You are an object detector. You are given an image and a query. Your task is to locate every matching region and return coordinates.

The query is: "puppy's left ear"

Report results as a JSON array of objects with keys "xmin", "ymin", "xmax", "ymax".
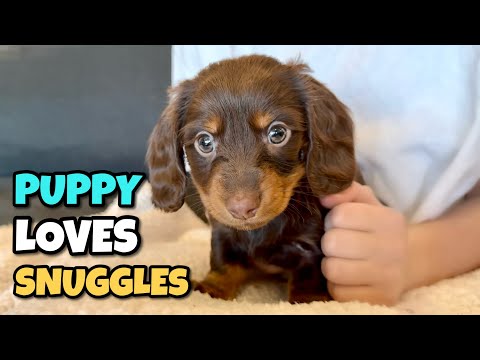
[{"xmin": 290, "ymin": 63, "xmax": 356, "ymax": 196}]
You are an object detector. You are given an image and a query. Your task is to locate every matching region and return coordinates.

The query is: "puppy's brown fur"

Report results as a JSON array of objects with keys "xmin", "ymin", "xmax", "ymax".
[{"xmin": 147, "ymin": 55, "xmax": 357, "ymax": 303}]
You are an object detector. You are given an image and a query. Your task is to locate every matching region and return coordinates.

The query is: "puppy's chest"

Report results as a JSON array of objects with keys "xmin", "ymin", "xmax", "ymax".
[{"xmin": 240, "ymin": 214, "xmax": 326, "ymax": 273}]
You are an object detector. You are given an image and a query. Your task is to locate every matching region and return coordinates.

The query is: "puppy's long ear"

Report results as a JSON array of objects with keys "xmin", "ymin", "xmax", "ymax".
[
  {"xmin": 146, "ymin": 80, "xmax": 195, "ymax": 212},
  {"xmin": 290, "ymin": 63, "xmax": 356, "ymax": 196}
]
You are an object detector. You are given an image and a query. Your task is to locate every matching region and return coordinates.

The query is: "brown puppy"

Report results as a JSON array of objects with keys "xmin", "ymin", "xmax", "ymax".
[{"xmin": 146, "ymin": 54, "xmax": 357, "ymax": 303}]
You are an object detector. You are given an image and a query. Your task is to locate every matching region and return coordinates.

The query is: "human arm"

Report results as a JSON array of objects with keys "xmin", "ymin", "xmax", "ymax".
[{"xmin": 406, "ymin": 180, "xmax": 480, "ymax": 292}]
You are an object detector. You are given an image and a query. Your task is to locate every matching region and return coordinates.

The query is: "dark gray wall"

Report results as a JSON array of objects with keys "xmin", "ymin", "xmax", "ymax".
[{"xmin": 0, "ymin": 45, "xmax": 171, "ymax": 176}]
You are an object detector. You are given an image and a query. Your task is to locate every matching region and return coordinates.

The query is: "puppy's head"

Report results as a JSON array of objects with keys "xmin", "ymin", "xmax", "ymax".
[{"xmin": 147, "ymin": 55, "xmax": 356, "ymax": 230}]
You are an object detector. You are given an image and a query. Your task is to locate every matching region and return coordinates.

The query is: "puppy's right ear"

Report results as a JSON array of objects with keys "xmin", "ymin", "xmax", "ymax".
[{"xmin": 146, "ymin": 80, "xmax": 195, "ymax": 212}]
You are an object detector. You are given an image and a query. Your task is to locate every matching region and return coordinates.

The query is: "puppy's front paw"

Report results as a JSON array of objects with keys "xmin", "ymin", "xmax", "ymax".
[
  {"xmin": 192, "ymin": 279, "xmax": 236, "ymax": 300},
  {"xmin": 192, "ymin": 266, "xmax": 249, "ymax": 301}
]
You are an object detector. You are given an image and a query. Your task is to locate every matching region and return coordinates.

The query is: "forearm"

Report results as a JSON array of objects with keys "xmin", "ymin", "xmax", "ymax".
[{"xmin": 406, "ymin": 193, "xmax": 480, "ymax": 291}]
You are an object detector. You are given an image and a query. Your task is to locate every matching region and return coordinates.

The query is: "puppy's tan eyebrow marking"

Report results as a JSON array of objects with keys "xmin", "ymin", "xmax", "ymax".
[
  {"xmin": 251, "ymin": 113, "xmax": 274, "ymax": 130},
  {"xmin": 203, "ymin": 115, "xmax": 222, "ymax": 134},
  {"xmin": 181, "ymin": 116, "xmax": 223, "ymax": 143}
]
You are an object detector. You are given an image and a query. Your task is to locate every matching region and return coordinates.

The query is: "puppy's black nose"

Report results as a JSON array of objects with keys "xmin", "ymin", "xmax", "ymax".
[{"xmin": 227, "ymin": 193, "xmax": 260, "ymax": 220}]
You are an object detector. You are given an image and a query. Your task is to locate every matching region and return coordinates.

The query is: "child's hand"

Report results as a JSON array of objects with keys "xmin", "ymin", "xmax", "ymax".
[{"xmin": 320, "ymin": 182, "xmax": 409, "ymax": 306}]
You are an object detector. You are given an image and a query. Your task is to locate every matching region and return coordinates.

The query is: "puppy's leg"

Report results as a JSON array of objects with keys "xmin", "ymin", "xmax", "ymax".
[
  {"xmin": 264, "ymin": 241, "xmax": 332, "ymax": 303},
  {"xmin": 288, "ymin": 261, "xmax": 332, "ymax": 304},
  {"xmin": 193, "ymin": 264, "xmax": 250, "ymax": 300}
]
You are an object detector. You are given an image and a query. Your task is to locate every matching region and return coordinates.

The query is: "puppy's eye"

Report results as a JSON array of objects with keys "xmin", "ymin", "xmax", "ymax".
[
  {"xmin": 195, "ymin": 131, "xmax": 215, "ymax": 155},
  {"xmin": 267, "ymin": 121, "xmax": 291, "ymax": 146}
]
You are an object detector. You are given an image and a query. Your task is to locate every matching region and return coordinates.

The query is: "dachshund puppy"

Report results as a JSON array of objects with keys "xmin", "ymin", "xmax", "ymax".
[{"xmin": 147, "ymin": 54, "xmax": 357, "ymax": 303}]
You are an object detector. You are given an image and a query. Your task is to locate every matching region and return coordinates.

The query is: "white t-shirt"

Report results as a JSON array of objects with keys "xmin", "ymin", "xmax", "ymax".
[{"xmin": 172, "ymin": 45, "xmax": 480, "ymax": 224}]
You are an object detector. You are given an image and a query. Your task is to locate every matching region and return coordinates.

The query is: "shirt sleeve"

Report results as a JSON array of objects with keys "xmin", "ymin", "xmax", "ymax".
[{"xmin": 410, "ymin": 46, "xmax": 480, "ymax": 222}]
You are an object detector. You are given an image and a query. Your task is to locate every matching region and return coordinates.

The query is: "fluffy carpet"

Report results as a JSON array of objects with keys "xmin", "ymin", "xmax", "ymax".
[{"xmin": 1, "ymin": 182, "xmax": 479, "ymax": 315}]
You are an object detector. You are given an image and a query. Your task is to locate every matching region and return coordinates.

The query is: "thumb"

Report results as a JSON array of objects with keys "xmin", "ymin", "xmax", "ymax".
[{"xmin": 320, "ymin": 181, "xmax": 382, "ymax": 208}]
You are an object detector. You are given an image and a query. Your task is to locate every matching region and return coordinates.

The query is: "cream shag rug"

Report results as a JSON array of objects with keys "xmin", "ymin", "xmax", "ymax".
[{"xmin": 1, "ymin": 182, "xmax": 479, "ymax": 315}]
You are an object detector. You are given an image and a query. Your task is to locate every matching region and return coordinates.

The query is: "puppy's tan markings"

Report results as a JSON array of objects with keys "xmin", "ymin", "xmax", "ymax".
[
  {"xmin": 259, "ymin": 166, "xmax": 305, "ymax": 218},
  {"xmin": 203, "ymin": 115, "xmax": 222, "ymax": 134},
  {"xmin": 252, "ymin": 112, "xmax": 274, "ymax": 130},
  {"xmin": 194, "ymin": 169, "xmax": 229, "ymax": 222},
  {"xmin": 193, "ymin": 265, "xmax": 250, "ymax": 300}
]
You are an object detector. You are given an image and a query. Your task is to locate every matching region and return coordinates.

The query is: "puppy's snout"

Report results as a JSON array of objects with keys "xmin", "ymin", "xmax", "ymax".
[{"xmin": 226, "ymin": 192, "xmax": 260, "ymax": 220}]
